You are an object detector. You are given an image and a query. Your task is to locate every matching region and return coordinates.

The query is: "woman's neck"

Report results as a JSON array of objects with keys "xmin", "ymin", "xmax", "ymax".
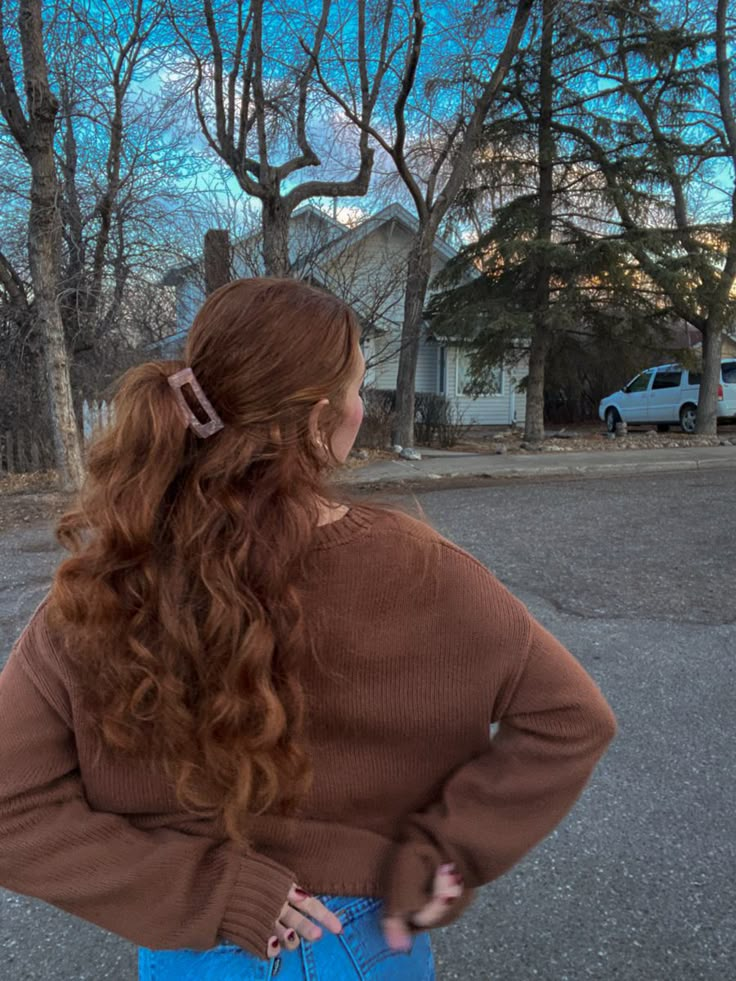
[{"xmin": 316, "ymin": 501, "xmax": 349, "ymax": 526}]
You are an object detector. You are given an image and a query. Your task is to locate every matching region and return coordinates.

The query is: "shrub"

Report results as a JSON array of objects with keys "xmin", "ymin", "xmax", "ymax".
[
  {"xmin": 356, "ymin": 388, "xmax": 395, "ymax": 448},
  {"xmin": 415, "ymin": 392, "xmax": 470, "ymax": 447}
]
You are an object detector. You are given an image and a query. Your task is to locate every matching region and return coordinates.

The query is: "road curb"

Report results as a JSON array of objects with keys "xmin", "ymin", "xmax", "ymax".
[{"xmin": 342, "ymin": 451, "xmax": 736, "ymax": 492}]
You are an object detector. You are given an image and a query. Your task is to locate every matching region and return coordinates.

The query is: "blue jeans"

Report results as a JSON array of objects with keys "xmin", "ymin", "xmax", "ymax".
[{"xmin": 138, "ymin": 895, "xmax": 435, "ymax": 980}]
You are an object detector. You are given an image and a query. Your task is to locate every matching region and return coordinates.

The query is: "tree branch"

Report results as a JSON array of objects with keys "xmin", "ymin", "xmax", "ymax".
[
  {"xmin": 0, "ymin": 2, "xmax": 30, "ymax": 150},
  {"xmin": 0, "ymin": 247, "xmax": 29, "ymax": 311}
]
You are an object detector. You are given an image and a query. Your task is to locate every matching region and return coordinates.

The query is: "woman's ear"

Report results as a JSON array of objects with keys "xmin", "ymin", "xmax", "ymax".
[{"xmin": 309, "ymin": 398, "xmax": 330, "ymax": 450}]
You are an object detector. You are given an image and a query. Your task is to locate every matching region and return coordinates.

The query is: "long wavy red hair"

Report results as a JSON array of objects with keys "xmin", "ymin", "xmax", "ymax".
[{"xmin": 48, "ymin": 278, "xmax": 362, "ymax": 841}]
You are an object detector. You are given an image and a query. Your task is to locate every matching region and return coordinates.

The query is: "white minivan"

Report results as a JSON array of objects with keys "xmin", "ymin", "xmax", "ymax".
[{"xmin": 598, "ymin": 358, "xmax": 736, "ymax": 433}]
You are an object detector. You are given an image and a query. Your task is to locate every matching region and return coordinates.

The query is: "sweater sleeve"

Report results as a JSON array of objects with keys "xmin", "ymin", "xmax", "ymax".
[
  {"xmin": 0, "ymin": 639, "xmax": 294, "ymax": 958},
  {"xmin": 382, "ymin": 613, "xmax": 617, "ymax": 922}
]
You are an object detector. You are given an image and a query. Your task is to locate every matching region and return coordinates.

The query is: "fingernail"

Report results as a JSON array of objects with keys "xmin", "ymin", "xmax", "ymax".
[
  {"xmin": 439, "ymin": 863, "xmax": 454, "ymax": 873},
  {"xmin": 268, "ymin": 937, "xmax": 280, "ymax": 951},
  {"xmin": 293, "ymin": 887, "xmax": 311, "ymax": 900},
  {"xmin": 286, "ymin": 930, "xmax": 296, "ymax": 942},
  {"xmin": 443, "ymin": 896, "xmax": 455, "ymax": 904},
  {"xmin": 452, "ymin": 872, "xmax": 463, "ymax": 884}
]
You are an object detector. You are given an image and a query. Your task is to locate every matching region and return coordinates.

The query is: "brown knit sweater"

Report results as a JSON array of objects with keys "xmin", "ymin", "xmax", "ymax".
[{"xmin": 0, "ymin": 505, "xmax": 616, "ymax": 959}]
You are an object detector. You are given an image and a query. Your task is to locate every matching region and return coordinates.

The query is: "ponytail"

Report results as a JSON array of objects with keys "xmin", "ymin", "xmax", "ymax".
[{"xmin": 57, "ymin": 360, "xmax": 190, "ymax": 558}]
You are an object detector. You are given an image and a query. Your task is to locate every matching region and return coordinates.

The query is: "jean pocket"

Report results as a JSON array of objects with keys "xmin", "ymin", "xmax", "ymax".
[{"xmin": 339, "ymin": 908, "xmax": 433, "ymax": 980}]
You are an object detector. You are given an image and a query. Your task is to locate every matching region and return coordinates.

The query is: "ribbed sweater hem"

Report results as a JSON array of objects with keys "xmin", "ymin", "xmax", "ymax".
[{"xmin": 219, "ymin": 853, "xmax": 295, "ymax": 956}]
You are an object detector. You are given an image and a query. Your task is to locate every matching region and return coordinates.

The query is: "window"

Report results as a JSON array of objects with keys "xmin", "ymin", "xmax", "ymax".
[
  {"xmin": 625, "ymin": 372, "xmax": 652, "ymax": 394},
  {"xmin": 652, "ymin": 369, "xmax": 682, "ymax": 390},
  {"xmin": 456, "ymin": 351, "xmax": 502, "ymax": 397},
  {"xmin": 689, "ymin": 365, "xmax": 736, "ymax": 385}
]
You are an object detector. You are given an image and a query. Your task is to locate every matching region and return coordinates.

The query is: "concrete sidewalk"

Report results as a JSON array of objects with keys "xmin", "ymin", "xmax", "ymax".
[{"xmin": 340, "ymin": 443, "xmax": 736, "ymax": 487}]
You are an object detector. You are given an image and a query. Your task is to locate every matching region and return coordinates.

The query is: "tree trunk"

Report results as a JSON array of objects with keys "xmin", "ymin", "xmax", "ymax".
[
  {"xmin": 28, "ymin": 149, "xmax": 85, "ymax": 489},
  {"xmin": 261, "ymin": 196, "xmax": 291, "ymax": 277},
  {"xmin": 20, "ymin": 0, "xmax": 84, "ymax": 489},
  {"xmin": 204, "ymin": 229, "xmax": 231, "ymax": 294},
  {"xmin": 391, "ymin": 237, "xmax": 433, "ymax": 447},
  {"xmin": 524, "ymin": 0, "xmax": 554, "ymax": 444},
  {"xmin": 524, "ymin": 328, "xmax": 551, "ymax": 443},
  {"xmin": 695, "ymin": 325, "xmax": 722, "ymax": 435}
]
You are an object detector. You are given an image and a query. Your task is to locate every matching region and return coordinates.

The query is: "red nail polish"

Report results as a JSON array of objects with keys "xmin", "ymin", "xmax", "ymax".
[
  {"xmin": 269, "ymin": 937, "xmax": 280, "ymax": 950},
  {"xmin": 293, "ymin": 887, "xmax": 311, "ymax": 900},
  {"xmin": 443, "ymin": 896, "xmax": 455, "ymax": 904},
  {"xmin": 286, "ymin": 930, "xmax": 296, "ymax": 942}
]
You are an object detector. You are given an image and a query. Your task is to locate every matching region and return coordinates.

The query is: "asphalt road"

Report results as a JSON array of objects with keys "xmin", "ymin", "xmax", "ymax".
[{"xmin": 1, "ymin": 470, "xmax": 734, "ymax": 981}]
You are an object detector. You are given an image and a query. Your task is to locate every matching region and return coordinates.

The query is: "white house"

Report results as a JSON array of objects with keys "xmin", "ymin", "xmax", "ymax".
[{"xmin": 161, "ymin": 203, "xmax": 526, "ymax": 427}]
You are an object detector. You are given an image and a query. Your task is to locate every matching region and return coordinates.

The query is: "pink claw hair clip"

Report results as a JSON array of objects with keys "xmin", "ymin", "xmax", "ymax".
[{"xmin": 167, "ymin": 367, "xmax": 224, "ymax": 439}]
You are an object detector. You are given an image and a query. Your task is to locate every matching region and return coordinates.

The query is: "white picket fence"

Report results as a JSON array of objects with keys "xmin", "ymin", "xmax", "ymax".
[{"xmin": 82, "ymin": 399, "xmax": 113, "ymax": 440}]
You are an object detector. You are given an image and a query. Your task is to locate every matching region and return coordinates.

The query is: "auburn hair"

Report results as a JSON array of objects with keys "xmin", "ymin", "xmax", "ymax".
[{"xmin": 48, "ymin": 278, "xmax": 362, "ymax": 842}]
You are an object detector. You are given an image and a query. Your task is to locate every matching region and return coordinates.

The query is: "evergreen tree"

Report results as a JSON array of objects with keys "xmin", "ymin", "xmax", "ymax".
[{"xmin": 431, "ymin": 0, "xmax": 733, "ymax": 438}]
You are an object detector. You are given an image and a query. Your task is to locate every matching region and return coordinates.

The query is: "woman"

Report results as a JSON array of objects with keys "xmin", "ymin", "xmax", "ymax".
[{"xmin": 0, "ymin": 278, "xmax": 616, "ymax": 980}]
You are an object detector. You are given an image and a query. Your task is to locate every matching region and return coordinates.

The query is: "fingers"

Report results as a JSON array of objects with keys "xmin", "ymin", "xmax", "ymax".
[
  {"xmin": 411, "ymin": 863, "xmax": 463, "ymax": 928},
  {"xmin": 267, "ymin": 886, "xmax": 344, "ymax": 957},
  {"xmin": 278, "ymin": 904, "xmax": 324, "ymax": 943},
  {"xmin": 273, "ymin": 920, "xmax": 300, "ymax": 951},
  {"xmin": 287, "ymin": 887, "xmax": 343, "ymax": 936},
  {"xmin": 383, "ymin": 863, "xmax": 464, "ymax": 944},
  {"xmin": 382, "ymin": 914, "xmax": 412, "ymax": 953}
]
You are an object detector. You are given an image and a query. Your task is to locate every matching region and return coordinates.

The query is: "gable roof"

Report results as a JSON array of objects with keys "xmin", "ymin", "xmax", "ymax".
[
  {"xmin": 295, "ymin": 201, "xmax": 458, "ymax": 269},
  {"xmin": 161, "ymin": 201, "xmax": 458, "ymax": 288}
]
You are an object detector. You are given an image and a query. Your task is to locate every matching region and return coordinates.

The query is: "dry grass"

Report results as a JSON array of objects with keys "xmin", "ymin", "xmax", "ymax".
[{"xmin": 0, "ymin": 471, "xmax": 61, "ymax": 496}]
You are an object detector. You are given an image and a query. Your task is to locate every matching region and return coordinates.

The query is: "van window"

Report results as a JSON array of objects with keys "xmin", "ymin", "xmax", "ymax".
[
  {"xmin": 690, "ymin": 364, "xmax": 736, "ymax": 385},
  {"xmin": 652, "ymin": 369, "xmax": 682, "ymax": 389},
  {"xmin": 626, "ymin": 372, "xmax": 652, "ymax": 393}
]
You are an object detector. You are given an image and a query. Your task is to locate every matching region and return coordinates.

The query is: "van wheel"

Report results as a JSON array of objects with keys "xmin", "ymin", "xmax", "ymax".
[
  {"xmin": 605, "ymin": 408, "xmax": 620, "ymax": 433},
  {"xmin": 680, "ymin": 404, "xmax": 697, "ymax": 434},
  {"xmin": 656, "ymin": 424, "xmax": 670, "ymax": 433}
]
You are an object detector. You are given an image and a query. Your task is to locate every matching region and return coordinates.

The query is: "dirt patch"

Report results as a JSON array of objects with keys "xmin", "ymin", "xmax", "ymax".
[
  {"xmin": 440, "ymin": 422, "xmax": 735, "ymax": 455},
  {"xmin": 0, "ymin": 473, "xmax": 71, "ymax": 534},
  {"xmin": 344, "ymin": 448, "xmax": 395, "ymax": 467}
]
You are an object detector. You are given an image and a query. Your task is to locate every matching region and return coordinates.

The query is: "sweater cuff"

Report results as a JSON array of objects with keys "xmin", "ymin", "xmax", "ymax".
[
  {"xmin": 382, "ymin": 840, "xmax": 477, "ymax": 930},
  {"xmin": 219, "ymin": 853, "xmax": 295, "ymax": 957},
  {"xmin": 382, "ymin": 840, "xmax": 437, "ymax": 918}
]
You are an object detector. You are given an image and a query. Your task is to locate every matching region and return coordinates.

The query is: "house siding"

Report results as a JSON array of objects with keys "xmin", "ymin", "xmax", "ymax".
[
  {"xmin": 445, "ymin": 348, "xmax": 526, "ymax": 426},
  {"xmin": 415, "ymin": 341, "xmax": 439, "ymax": 393},
  {"xmin": 321, "ymin": 221, "xmax": 414, "ymax": 334},
  {"xmin": 177, "ymin": 279, "xmax": 205, "ymax": 332},
  {"xmin": 371, "ymin": 333, "xmax": 437, "ymax": 393}
]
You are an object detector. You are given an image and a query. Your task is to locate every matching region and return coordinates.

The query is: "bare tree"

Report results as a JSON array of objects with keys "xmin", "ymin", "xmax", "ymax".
[
  {"xmin": 0, "ymin": 0, "xmax": 84, "ymax": 487},
  {"xmin": 55, "ymin": 0, "xmax": 165, "ymax": 358},
  {"xmin": 312, "ymin": 0, "xmax": 534, "ymax": 446},
  {"xmin": 0, "ymin": 1, "xmax": 219, "ymax": 469},
  {"xmin": 168, "ymin": 0, "xmax": 387, "ymax": 276}
]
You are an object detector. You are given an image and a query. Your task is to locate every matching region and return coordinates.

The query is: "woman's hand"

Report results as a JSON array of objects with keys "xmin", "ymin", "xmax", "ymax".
[
  {"xmin": 266, "ymin": 885, "xmax": 343, "ymax": 959},
  {"xmin": 382, "ymin": 863, "xmax": 464, "ymax": 953}
]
